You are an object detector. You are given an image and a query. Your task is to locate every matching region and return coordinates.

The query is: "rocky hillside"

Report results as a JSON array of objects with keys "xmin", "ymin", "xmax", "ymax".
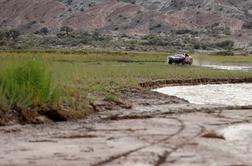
[
  {"xmin": 0, "ymin": 0, "xmax": 252, "ymax": 51},
  {"xmin": 0, "ymin": 0, "xmax": 251, "ymax": 34}
]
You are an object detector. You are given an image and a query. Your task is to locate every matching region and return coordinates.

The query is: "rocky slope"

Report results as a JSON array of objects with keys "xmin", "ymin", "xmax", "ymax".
[
  {"xmin": 0, "ymin": 0, "xmax": 252, "ymax": 51},
  {"xmin": 0, "ymin": 0, "xmax": 251, "ymax": 34}
]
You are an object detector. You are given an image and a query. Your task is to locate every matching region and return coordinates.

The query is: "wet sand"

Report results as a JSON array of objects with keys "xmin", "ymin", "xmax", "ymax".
[{"xmin": 1, "ymin": 107, "xmax": 252, "ymax": 166}]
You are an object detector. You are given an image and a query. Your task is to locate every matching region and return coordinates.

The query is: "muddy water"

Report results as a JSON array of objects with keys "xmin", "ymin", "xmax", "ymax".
[
  {"xmin": 193, "ymin": 59, "xmax": 252, "ymax": 71},
  {"xmin": 199, "ymin": 64, "xmax": 252, "ymax": 71},
  {"xmin": 154, "ymin": 83, "xmax": 252, "ymax": 106},
  {"xmin": 220, "ymin": 124, "xmax": 252, "ymax": 142}
]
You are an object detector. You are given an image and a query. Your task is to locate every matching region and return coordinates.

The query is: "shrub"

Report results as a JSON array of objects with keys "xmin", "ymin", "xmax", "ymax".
[
  {"xmin": 5, "ymin": 29, "xmax": 20, "ymax": 40},
  {"xmin": 35, "ymin": 27, "xmax": 49, "ymax": 35},
  {"xmin": 149, "ymin": 24, "xmax": 162, "ymax": 31},
  {"xmin": 0, "ymin": 60, "xmax": 61, "ymax": 108},
  {"xmin": 224, "ymin": 27, "xmax": 231, "ymax": 35},
  {"xmin": 67, "ymin": 0, "xmax": 73, "ymax": 5},
  {"xmin": 175, "ymin": 29, "xmax": 196, "ymax": 35},
  {"xmin": 242, "ymin": 21, "xmax": 252, "ymax": 29},
  {"xmin": 193, "ymin": 43, "xmax": 201, "ymax": 49},
  {"xmin": 0, "ymin": 30, "xmax": 5, "ymax": 40},
  {"xmin": 215, "ymin": 40, "xmax": 234, "ymax": 49},
  {"xmin": 60, "ymin": 26, "xmax": 74, "ymax": 35}
]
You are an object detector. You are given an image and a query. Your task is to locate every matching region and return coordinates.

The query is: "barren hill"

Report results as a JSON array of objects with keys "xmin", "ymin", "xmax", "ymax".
[
  {"xmin": 1, "ymin": 0, "xmax": 251, "ymax": 34},
  {"xmin": 0, "ymin": 0, "xmax": 252, "ymax": 51}
]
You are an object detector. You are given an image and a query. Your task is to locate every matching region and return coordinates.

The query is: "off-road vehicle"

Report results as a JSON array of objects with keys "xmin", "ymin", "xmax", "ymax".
[{"xmin": 168, "ymin": 54, "xmax": 193, "ymax": 65}]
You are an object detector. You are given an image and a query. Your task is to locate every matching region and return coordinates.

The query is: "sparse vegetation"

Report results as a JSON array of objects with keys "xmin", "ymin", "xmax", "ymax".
[
  {"xmin": 193, "ymin": 40, "xmax": 234, "ymax": 50},
  {"xmin": 0, "ymin": 27, "xmax": 244, "ymax": 53},
  {"xmin": 142, "ymin": 35, "xmax": 170, "ymax": 46}
]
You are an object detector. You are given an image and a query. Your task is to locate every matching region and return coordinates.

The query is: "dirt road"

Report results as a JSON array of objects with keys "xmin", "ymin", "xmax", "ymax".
[{"xmin": 1, "ymin": 90, "xmax": 252, "ymax": 166}]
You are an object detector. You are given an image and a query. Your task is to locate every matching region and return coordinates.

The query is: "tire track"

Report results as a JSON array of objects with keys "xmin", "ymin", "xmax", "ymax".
[
  {"xmin": 154, "ymin": 125, "xmax": 206, "ymax": 166},
  {"xmin": 91, "ymin": 146, "xmax": 148, "ymax": 166},
  {"xmin": 207, "ymin": 109, "xmax": 252, "ymax": 126},
  {"xmin": 91, "ymin": 117, "xmax": 185, "ymax": 166}
]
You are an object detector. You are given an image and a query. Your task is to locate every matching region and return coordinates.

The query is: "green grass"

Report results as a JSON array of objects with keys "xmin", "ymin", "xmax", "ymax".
[
  {"xmin": 0, "ymin": 60, "xmax": 60, "ymax": 109},
  {"xmin": 0, "ymin": 50, "xmax": 251, "ymax": 112}
]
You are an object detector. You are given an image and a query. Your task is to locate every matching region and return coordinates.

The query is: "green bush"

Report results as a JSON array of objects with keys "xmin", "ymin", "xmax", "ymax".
[
  {"xmin": 242, "ymin": 21, "xmax": 252, "ymax": 29},
  {"xmin": 0, "ymin": 60, "xmax": 60, "ymax": 108}
]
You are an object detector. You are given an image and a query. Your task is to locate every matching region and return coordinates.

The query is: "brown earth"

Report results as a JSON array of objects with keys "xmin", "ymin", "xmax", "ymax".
[{"xmin": 0, "ymin": 105, "xmax": 86, "ymax": 126}]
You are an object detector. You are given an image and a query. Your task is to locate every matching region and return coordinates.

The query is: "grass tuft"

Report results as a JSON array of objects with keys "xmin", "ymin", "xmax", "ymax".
[{"xmin": 0, "ymin": 60, "xmax": 61, "ymax": 109}]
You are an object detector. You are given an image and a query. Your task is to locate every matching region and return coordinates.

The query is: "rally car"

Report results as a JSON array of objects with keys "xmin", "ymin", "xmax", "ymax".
[{"xmin": 167, "ymin": 54, "xmax": 193, "ymax": 65}]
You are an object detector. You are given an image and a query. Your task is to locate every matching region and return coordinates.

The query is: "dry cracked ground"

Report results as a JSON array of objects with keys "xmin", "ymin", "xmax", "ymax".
[{"xmin": 0, "ymin": 91, "xmax": 252, "ymax": 166}]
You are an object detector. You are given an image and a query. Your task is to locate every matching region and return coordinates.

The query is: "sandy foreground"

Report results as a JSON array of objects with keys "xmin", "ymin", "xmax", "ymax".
[{"xmin": 0, "ymin": 89, "xmax": 252, "ymax": 166}]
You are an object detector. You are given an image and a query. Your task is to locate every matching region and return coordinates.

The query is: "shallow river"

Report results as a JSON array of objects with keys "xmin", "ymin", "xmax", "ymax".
[{"xmin": 154, "ymin": 83, "xmax": 252, "ymax": 106}]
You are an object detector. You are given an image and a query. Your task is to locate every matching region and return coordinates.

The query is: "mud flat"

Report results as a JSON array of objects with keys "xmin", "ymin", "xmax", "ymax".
[
  {"xmin": 1, "ymin": 78, "xmax": 252, "ymax": 165},
  {"xmin": 1, "ymin": 107, "xmax": 252, "ymax": 166}
]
